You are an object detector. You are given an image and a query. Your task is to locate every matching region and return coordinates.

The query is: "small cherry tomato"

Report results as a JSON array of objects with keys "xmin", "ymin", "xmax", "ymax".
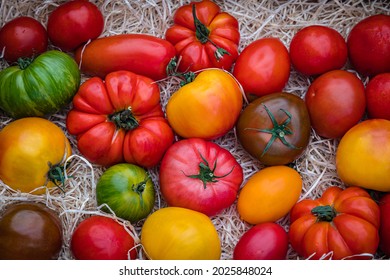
[{"xmin": 365, "ymin": 73, "xmax": 390, "ymax": 120}]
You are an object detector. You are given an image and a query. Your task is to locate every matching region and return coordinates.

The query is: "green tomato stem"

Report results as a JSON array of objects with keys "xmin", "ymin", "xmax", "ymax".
[
  {"xmin": 109, "ymin": 107, "xmax": 139, "ymax": 130},
  {"xmin": 311, "ymin": 205, "xmax": 337, "ymax": 222}
]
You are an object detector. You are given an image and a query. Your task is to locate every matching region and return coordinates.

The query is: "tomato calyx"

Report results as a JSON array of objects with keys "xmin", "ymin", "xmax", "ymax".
[
  {"xmin": 47, "ymin": 163, "xmax": 68, "ymax": 192},
  {"xmin": 166, "ymin": 58, "xmax": 196, "ymax": 86},
  {"xmin": 131, "ymin": 174, "xmax": 150, "ymax": 208},
  {"xmin": 109, "ymin": 107, "xmax": 139, "ymax": 130},
  {"xmin": 17, "ymin": 57, "xmax": 35, "ymax": 70},
  {"xmin": 311, "ymin": 205, "xmax": 337, "ymax": 222}
]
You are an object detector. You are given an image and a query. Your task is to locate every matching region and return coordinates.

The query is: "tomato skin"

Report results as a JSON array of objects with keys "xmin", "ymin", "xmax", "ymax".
[
  {"xmin": 0, "ymin": 202, "xmax": 63, "ymax": 260},
  {"xmin": 365, "ymin": 73, "xmax": 390, "ymax": 120},
  {"xmin": 379, "ymin": 193, "xmax": 390, "ymax": 256},
  {"xmin": 0, "ymin": 16, "xmax": 48, "ymax": 63},
  {"xmin": 232, "ymin": 38, "xmax": 290, "ymax": 100},
  {"xmin": 233, "ymin": 222, "xmax": 288, "ymax": 260},
  {"xmin": 165, "ymin": 0, "xmax": 240, "ymax": 72},
  {"xmin": 336, "ymin": 119, "xmax": 390, "ymax": 192},
  {"xmin": 289, "ymin": 186, "xmax": 380, "ymax": 260},
  {"xmin": 236, "ymin": 92, "xmax": 311, "ymax": 166},
  {"xmin": 71, "ymin": 216, "xmax": 137, "ymax": 260},
  {"xmin": 159, "ymin": 138, "xmax": 243, "ymax": 216},
  {"xmin": 305, "ymin": 70, "xmax": 366, "ymax": 139},
  {"xmin": 347, "ymin": 14, "xmax": 390, "ymax": 77},
  {"xmin": 47, "ymin": 0, "xmax": 104, "ymax": 51},
  {"xmin": 74, "ymin": 34, "xmax": 176, "ymax": 81},
  {"xmin": 289, "ymin": 25, "xmax": 347, "ymax": 76}
]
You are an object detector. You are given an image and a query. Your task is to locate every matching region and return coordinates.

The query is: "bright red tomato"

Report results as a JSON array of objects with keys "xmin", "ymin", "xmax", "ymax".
[
  {"xmin": 289, "ymin": 25, "xmax": 347, "ymax": 76},
  {"xmin": 233, "ymin": 38, "xmax": 290, "ymax": 100},
  {"xmin": 379, "ymin": 193, "xmax": 390, "ymax": 257},
  {"xmin": 71, "ymin": 216, "xmax": 137, "ymax": 260},
  {"xmin": 305, "ymin": 70, "xmax": 366, "ymax": 139},
  {"xmin": 365, "ymin": 73, "xmax": 390, "ymax": 120},
  {"xmin": 347, "ymin": 14, "xmax": 390, "ymax": 77},
  {"xmin": 159, "ymin": 138, "xmax": 243, "ymax": 217},
  {"xmin": 47, "ymin": 0, "xmax": 104, "ymax": 51},
  {"xmin": 0, "ymin": 16, "xmax": 48, "ymax": 62}
]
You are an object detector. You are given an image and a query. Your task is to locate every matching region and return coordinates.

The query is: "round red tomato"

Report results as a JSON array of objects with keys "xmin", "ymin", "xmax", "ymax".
[
  {"xmin": 71, "ymin": 216, "xmax": 137, "ymax": 260},
  {"xmin": 379, "ymin": 193, "xmax": 390, "ymax": 256},
  {"xmin": 289, "ymin": 25, "xmax": 347, "ymax": 76},
  {"xmin": 233, "ymin": 222, "xmax": 288, "ymax": 260},
  {"xmin": 347, "ymin": 14, "xmax": 390, "ymax": 77},
  {"xmin": 0, "ymin": 16, "xmax": 48, "ymax": 62},
  {"xmin": 47, "ymin": 0, "xmax": 104, "ymax": 51},
  {"xmin": 233, "ymin": 37, "xmax": 291, "ymax": 100},
  {"xmin": 159, "ymin": 138, "xmax": 243, "ymax": 217},
  {"xmin": 365, "ymin": 73, "xmax": 390, "ymax": 120},
  {"xmin": 305, "ymin": 70, "xmax": 366, "ymax": 139}
]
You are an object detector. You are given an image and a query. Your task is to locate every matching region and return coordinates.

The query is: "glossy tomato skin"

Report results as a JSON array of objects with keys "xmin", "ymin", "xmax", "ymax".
[
  {"xmin": 379, "ymin": 193, "xmax": 390, "ymax": 256},
  {"xmin": 236, "ymin": 92, "xmax": 311, "ymax": 166},
  {"xmin": 71, "ymin": 216, "xmax": 137, "ymax": 260},
  {"xmin": 0, "ymin": 203, "xmax": 63, "ymax": 260},
  {"xmin": 336, "ymin": 119, "xmax": 390, "ymax": 192},
  {"xmin": 305, "ymin": 70, "xmax": 366, "ymax": 139},
  {"xmin": 233, "ymin": 222, "xmax": 288, "ymax": 260},
  {"xmin": 289, "ymin": 25, "xmax": 347, "ymax": 76},
  {"xmin": 365, "ymin": 73, "xmax": 390, "ymax": 120},
  {"xmin": 233, "ymin": 38, "xmax": 290, "ymax": 100},
  {"xmin": 0, "ymin": 16, "xmax": 48, "ymax": 63},
  {"xmin": 159, "ymin": 138, "xmax": 243, "ymax": 216},
  {"xmin": 47, "ymin": 0, "xmax": 104, "ymax": 51},
  {"xmin": 66, "ymin": 70, "xmax": 174, "ymax": 168},
  {"xmin": 347, "ymin": 14, "xmax": 390, "ymax": 77},
  {"xmin": 165, "ymin": 0, "xmax": 240, "ymax": 72},
  {"xmin": 289, "ymin": 186, "xmax": 380, "ymax": 260}
]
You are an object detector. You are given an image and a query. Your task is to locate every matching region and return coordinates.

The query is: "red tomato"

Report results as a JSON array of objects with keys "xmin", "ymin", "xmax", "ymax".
[
  {"xmin": 233, "ymin": 222, "xmax": 288, "ymax": 260},
  {"xmin": 71, "ymin": 216, "xmax": 137, "ymax": 260},
  {"xmin": 159, "ymin": 138, "xmax": 243, "ymax": 216},
  {"xmin": 165, "ymin": 0, "xmax": 240, "ymax": 72},
  {"xmin": 365, "ymin": 73, "xmax": 390, "ymax": 120},
  {"xmin": 233, "ymin": 38, "xmax": 290, "ymax": 100},
  {"xmin": 305, "ymin": 70, "xmax": 366, "ymax": 139},
  {"xmin": 66, "ymin": 70, "xmax": 175, "ymax": 168},
  {"xmin": 347, "ymin": 14, "xmax": 390, "ymax": 77},
  {"xmin": 289, "ymin": 25, "xmax": 347, "ymax": 76},
  {"xmin": 379, "ymin": 193, "xmax": 390, "ymax": 256},
  {"xmin": 47, "ymin": 0, "xmax": 104, "ymax": 51},
  {"xmin": 0, "ymin": 16, "xmax": 48, "ymax": 63}
]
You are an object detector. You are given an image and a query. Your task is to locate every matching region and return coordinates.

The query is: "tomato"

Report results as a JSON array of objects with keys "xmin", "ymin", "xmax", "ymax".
[
  {"xmin": 96, "ymin": 163, "xmax": 155, "ymax": 223},
  {"xmin": 379, "ymin": 193, "xmax": 390, "ymax": 256},
  {"xmin": 165, "ymin": 0, "xmax": 239, "ymax": 72},
  {"xmin": 289, "ymin": 186, "xmax": 380, "ymax": 260},
  {"xmin": 66, "ymin": 70, "xmax": 174, "ymax": 168},
  {"xmin": 237, "ymin": 165, "xmax": 302, "ymax": 225},
  {"xmin": 305, "ymin": 70, "xmax": 366, "ymax": 139},
  {"xmin": 0, "ymin": 50, "xmax": 80, "ymax": 119},
  {"xmin": 336, "ymin": 119, "xmax": 390, "ymax": 192},
  {"xmin": 0, "ymin": 117, "xmax": 72, "ymax": 194},
  {"xmin": 159, "ymin": 138, "xmax": 243, "ymax": 216},
  {"xmin": 233, "ymin": 222, "xmax": 288, "ymax": 260},
  {"xmin": 140, "ymin": 207, "xmax": 221, "ymax": 260},
  {"xmin": 166, "ymin": 69, "xmax": 243, "ymax": 139},
  {"xmin": 347, "ymin": 14, "xmax": 390, "ymax": 77},
  {"xmin": 47, "ymin": 0, "xmax": 104, "ymax": 51},
  {"xmin": 232, "ymin": 37, "xmax": 290, "ymax": 100},
  {"xmin": 236, "ymin": 92, "xmax": 311, "ymax": 166},
  {"xmin": 365, "ymin": 73, "xmax": 390, "ymax": 120},
  {"xmin": 0, "ymin": 202, "xmax": 63, "ymax": 260},
  {"xmin": 289, "ymin": 25, "xmax": 347, "ymax": 76},
  {"xmin": 74, "ymin": 34, "xmax": 176, "ymax": 81},
  {"xmin": 71, "ymin": 215, "xmax": 137, "ymax": 260}
]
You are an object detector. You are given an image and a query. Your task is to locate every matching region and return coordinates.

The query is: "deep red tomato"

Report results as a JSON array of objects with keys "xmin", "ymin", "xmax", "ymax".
[
  {"xmin": 233, "ymin": 222, "xmax": 288, "ymax": 260},
  {"xmin": 289, "ymin": 25, "xmax": 347, "ymax": 76},
  {"xmin": 305, "ymin": 70, "xmax": 366, "ymax": 139},
  {"xmin": 66, "ymin": 70, "xmax": 175, "ymax": 168},
  {"xmin": 233, "ymin": 38, "xmax": 290, "ymax": 100},
  {"xmin": 347, "ymin": 14, "xmax": 390, "ymax": 77},
  {"xmin": 159, "ymin": 138, "xmax": 243, "ymax": 217},
  {"xmin": 0, "ymin": 16, "xmax": 48, "ymax": 63},
  {"xmin": 365, "ymin": 73, "xmax": 390, "ymax": 120},
  {"xmin": 165, "ymin": 0, "xmax": 240, "ymax": 72},
  {"xmin": 71, "ymin": 216, "xmax": 137, "ymax": 260},
  {"xmin": 379, "ymin": 193, "xmax": 390, "ymax": 256},
  {"xmin": 47, "ymin": 0, "xmax": 104, "ymax": 51}
]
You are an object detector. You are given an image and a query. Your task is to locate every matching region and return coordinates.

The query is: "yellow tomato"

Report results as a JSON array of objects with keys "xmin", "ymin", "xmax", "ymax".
[
  {"xmin": 0, "ymin": 117, "xmax": 72, "ymax": 194},
  {"xmin": 166, "ymin": 69, "xmax": 243, "ymax": 140},
  {"xmin": 140, "ymin": 207, "xmax": 221, "ymax": 260},
  {"xmin": 237, "ymin": 166, "xmax": 302, "ymax": 224},
  {"xmin": 336, "ymin": 119, "xmax": 390, "ymax": 192}
]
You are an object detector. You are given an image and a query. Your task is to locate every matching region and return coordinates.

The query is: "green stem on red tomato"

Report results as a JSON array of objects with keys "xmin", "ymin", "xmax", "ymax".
[
  {"xmin": 311, "ymin": 205, "xmax": 338, "ymax": 222},
  {"xmin": 109, "ymin": 107, "xmax": 139, "ymax": 130}
]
